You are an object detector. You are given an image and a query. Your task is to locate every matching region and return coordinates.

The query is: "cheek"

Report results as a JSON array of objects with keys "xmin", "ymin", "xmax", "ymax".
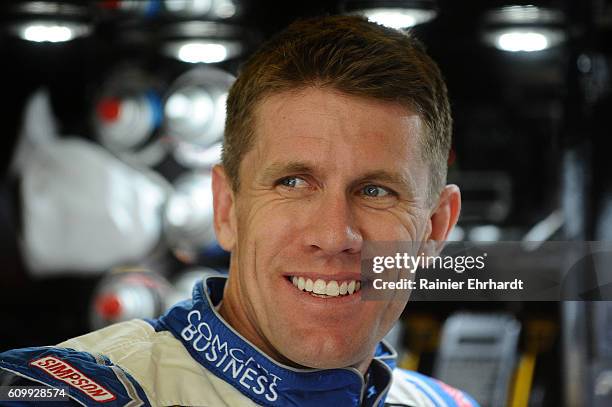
[
  {"xmin": 358, "ymin": 209, "xmax": 429, "ymax": 241},
  {"xmin": 235, "ymin": 200, "xmax": 304, "ymax": 266}
]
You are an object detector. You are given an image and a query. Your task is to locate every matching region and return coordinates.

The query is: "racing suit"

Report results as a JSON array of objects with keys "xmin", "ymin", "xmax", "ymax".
[{"xmin": 0, "ymin": 275, "xmax": 479, "ymax": 407}]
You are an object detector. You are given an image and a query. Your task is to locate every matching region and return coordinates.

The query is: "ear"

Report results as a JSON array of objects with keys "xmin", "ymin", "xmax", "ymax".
[
  {"xmin": 427, "ymin": 184, "xmax": 461, "ymax": 254},
  {"xmin": 212, "ymin": 164, "xmax": 237, "ymax": 251}
]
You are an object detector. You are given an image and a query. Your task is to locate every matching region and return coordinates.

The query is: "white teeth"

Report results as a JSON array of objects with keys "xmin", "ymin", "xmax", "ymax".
[
  {"xmin": 305, "ymin": 279, "xmax": 313, "ymax": 292},
  {"xmin": 289, "ymin": 277, "xmax": 360, "ymax": 297},
  {"xmin": 326, "ymin": 281, "xmax": 340, "ymax": 297},
  {"xmin": 313, "ymin": 279, "xmax": 327, "ymax": 294}
]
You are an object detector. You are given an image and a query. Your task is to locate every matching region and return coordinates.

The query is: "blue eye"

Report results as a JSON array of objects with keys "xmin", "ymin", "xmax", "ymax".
[
  {"xmin": 362, "ymin": 185, "xmax": 390, "ymax": 197},
  {"xmin": 279, "ymin": 177, "xmax": 308, "ymax": 188}
]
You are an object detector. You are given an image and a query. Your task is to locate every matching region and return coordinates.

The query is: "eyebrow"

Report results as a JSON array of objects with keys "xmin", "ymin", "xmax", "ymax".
[
  {"xmin": 351, "ymin": 170, "xmax": 417, "ymax": 195},
  {"xmin": 260, "ymin": 161, "xmax": 320, "ymax": 182},
  {"xmin": 259, "ymin": 161, "xmax": 417, "ymax": 195}
]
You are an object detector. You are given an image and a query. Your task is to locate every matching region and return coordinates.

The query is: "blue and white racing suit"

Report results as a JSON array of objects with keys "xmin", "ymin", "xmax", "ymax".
[{"xmin": 0, "ymin": 276, "xmax": 479, "ymax": 407}]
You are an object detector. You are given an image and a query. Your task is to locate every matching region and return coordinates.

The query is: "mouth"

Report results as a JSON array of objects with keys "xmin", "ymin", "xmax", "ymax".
[{"xmin": 286, "ymin": 276, "xmax": 361, "ymax": 298}]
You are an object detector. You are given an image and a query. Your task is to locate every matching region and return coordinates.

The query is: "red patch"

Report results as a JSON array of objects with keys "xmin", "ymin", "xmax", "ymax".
[{"xmin": 30, "ymin": 356, "xmax": 116, "ymax": 402}]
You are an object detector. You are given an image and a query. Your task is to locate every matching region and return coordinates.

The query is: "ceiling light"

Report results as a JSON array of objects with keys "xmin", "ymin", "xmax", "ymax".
[
  {"xmin": 360, "ymin": 8, "xmax": 436, "ymax": 29},
  {"xmin": 483, "ymin": 5, "xmax": 566, "ymax": 52},
  {"xmin": 498, "ymin": 30, "xmax": 548, "ymax": 52},
  {"xmin": 20, "ymin": 22, "xmax": 78, "ymax": 42},
  {"xmin": 342, "ymin": 0, "xmax": 439, "ymax": 29},
  {"xmin": 6, "ymin": 2, "xmax": 93, "ymax": 43},
  {"xmin": 159, "ymin": 21, "xmax": 245, "ymax": 63},
  {"xmin": 176, "ymin": 42, "xmax": 229, "ymax": 63}
]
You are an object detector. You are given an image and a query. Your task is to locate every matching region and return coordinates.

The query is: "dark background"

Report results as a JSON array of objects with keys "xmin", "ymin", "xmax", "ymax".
[{"xmin": 1, "ymin": 1, "xmax": 611, "ymax": 405}]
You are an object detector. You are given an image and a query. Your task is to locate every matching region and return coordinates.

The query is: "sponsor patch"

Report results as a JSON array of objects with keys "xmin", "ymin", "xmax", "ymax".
[
  {"xmin": 30, "ymin": 356, "xmax": 116, "ymax": 403},
  {"xmin": 435, "ymin": 380, "xmax": 475, "ymax": 407}
]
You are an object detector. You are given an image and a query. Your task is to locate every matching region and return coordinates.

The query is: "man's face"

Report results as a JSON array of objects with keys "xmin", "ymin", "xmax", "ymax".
[{"xmin": 215, "ymin": 87, "xmax": 443, "ymax": 371}]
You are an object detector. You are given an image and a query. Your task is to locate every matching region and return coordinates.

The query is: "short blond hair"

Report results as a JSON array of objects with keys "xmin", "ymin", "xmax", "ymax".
[{"xmin": 223, "ymin": 15, "xmax": 452, "ymax": 202}]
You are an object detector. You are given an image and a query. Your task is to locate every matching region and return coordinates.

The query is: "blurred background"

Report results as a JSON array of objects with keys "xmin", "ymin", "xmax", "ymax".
[{"xmin": 1, "ymin": 1, "xmax": 612, "ymax": 406}]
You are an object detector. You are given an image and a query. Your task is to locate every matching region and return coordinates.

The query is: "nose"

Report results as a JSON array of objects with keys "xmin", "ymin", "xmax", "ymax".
[{"xmin": 302, "ymin": 191, "xmax": 363, "ymax": 256}]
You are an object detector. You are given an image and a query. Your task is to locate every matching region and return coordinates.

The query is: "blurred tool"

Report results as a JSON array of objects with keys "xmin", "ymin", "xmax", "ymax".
[
  {"xmin": 162, "ymin": 0, "xmax": 241, "ymax": 19},
  {"xmin": 434, "ymin": 313, "xmax": 521, "ymax": 407},
  {"xmin": 163, "ymin": 66, "xmax": 234, "ymax": 167},
  {"xmin": 14, "ymin": 90, "xmax": 169, "ymax": 275},
  {"xmin": 164, "ymin": 170, "xmax": 217, "ymax": 263},
  {"xmin": 90, "ymin": 268, "xmax": 173, "ymax": 330},
  {"xmin": 98, "ymin": 0, "xmax": 162, "ymax": 18},
  {"xmin": 94, "ymin": 66, "xmax": 166, "ymax": 166},
  {"xmin": 100, "ymin": 0, "xmax": 241, "ymax": 19}
]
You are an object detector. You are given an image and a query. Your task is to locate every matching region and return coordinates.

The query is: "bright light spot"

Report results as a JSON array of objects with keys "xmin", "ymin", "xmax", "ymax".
[
  {"xmin": 22, "ymin": 24, "xmax": 74, "ymax": 42},
  {"xmin": 214, "ymin": 0, "xmax": 236, "ymax": 18},
  {"xmin": 367, "ymin": 10, "xmax": 415, "ymax": 29},
  {"xmin": 166, "ymin": 93, "xmax": 191, "ymax": 119},
  {"xmin": 177, "ymin": 42, "xmax": 228, "ymax": 63},
  {"xmin": 469, "ymin": 225, "xmax": 502, "ymax": 242},
  {"xmin": 191, "ymin": 91, "xmax": 214, "ymax": 124},
  {"xmin": 497, "ymin": 31, "xmax": 549, "ymax": 52},
  {"xmin": 361, "ymin": 8, "xmax": 437, "ymax": 29},
  {"xmin": 167, "ymin": 197, "xmax": 191, "ymax": 226}
]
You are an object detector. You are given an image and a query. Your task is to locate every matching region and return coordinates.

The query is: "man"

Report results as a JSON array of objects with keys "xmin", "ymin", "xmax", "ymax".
[{"xmin": 0, "ymin": 15, "xmax": 477, "ymax": 407}]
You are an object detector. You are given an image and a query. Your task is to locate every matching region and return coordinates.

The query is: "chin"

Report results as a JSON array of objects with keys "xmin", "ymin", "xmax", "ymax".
[{"xmin": 282, "ymin": 335, "xmax": 372, "ymax": 370}]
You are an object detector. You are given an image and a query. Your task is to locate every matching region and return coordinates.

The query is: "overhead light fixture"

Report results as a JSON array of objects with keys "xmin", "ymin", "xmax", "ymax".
[
  {"xmin": 16, "ymin": 21, "xmax": 88, "ymax": 42},
  {"xmin": 483, "ymin": 5, "xmax": 566, "ymax": 53},
  {"xmin": 342, "ymin": 0, "xmax": 439, "ymax": 29},
  {"xmin": 159, "ymin": 21, "xmax": 245, "ymax": 63},
  {"xmin": 6, "ymin": 2, "xmax": 93, "ymax": 43}
]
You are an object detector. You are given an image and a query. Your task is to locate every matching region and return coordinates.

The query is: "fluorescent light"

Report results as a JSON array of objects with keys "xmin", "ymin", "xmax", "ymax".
[
  {"xmin": 23, "ymin": 24, "xmax": 73, "ymax": 42},
  {"xmin": 485, "ymin": 28, "xmax": 565, "ymax": 52},
  {"xmin": 483, "ymin": 5, "xmax": 566, "ymax": 52},
  {"xmin": 358, "ymin": 7, "xmax": 437, "ymax": 29},
  {"xmin": 16, "ymin": 21, "xmax": 91, "ymax": 42},
  {"xmin": 497, "ymin": 31, "xmax": 548, "ymax": 52},
  {"xmin": 177, "ymin": 42, "xmax": 228, "ymax": 63}
]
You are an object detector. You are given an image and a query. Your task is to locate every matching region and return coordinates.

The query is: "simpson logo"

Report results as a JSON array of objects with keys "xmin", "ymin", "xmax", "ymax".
[{"xmin": 30, "ymin": 356, "xmax": 116, "ymax": 402}]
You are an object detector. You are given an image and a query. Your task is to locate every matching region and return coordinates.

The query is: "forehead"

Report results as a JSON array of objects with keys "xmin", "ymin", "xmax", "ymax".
[{"xmin": 251, "ymin": 87, "xmax": 425, "ymax": 166}]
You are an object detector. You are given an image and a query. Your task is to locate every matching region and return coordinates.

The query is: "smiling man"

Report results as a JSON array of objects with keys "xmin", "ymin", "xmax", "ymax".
[{"xmin": 0, "ymin": 15, "xmax": 477, "ymax": 407}]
